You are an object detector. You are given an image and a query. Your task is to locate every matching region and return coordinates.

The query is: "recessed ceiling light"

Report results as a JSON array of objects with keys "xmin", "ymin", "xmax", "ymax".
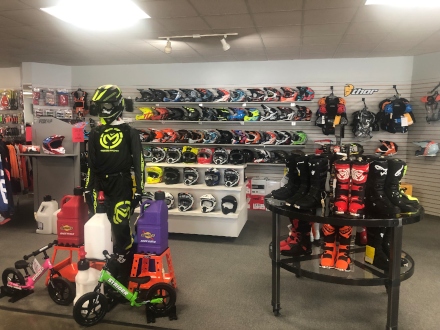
[
  {"xmin": 365, "ymin": 0, "xmax": 440, "ymax": 7},
  {"xmin": 41, "ymin": 0, "xmax": 150, "ymax": 31}
]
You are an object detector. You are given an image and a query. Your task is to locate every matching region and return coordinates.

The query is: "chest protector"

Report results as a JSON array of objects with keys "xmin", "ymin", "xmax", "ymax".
[
  {"xmin": 351, "ymin": 109, "xmax": 378, "ymax": 140},
  {"xmin": 315, "ymin": 96, "xmax": 348, "ymax": 135},
  {"xmin": 376, "ymin": 98, "xmax": 415, "ymax": 133}
]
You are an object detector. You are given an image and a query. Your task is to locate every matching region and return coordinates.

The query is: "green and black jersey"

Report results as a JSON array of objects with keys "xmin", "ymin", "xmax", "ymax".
[{"xmin": 86, "ymin": 123, "xmax": 144, "ymax": 194}]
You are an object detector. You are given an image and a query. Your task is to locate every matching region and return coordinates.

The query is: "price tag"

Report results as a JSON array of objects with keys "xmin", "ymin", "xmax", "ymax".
[
  {"xmin": 26, "ymin": 126, "xmax": 32, "ymax": 142},
  {"xmin": 364, "ymin": 245, "xmax": 375, "ymax": 264},
  {"xmin": 242, "ymin": 103, "xmax": 247, "ymax": 107},
  {"xmin": 32, "ymin": 258, "xmax": 42, "ymax": 273},
  {"xmin": 290, "ymin": 103, "xmax": 295, "ymax": 107},
  {"xmin": 291, "ymin": 122, "xmax": 296, "ymax": 126},
  {"xmin": 155, "ymin": 104, "xmax": 159, "ymax": 107},
  {"xmin": 199, "ymin": 103, "xmax": 203, "ymax": 107},
  {"xmin": 401, "ymin": 116, "xmax": 408, "ymax": 127}
]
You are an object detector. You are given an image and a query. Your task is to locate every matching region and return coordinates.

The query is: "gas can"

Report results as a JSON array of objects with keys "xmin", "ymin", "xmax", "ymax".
[
  {"xmin": 57, "ymin": 187, "xmax": 88, "ymax": 246},
  {"xmin": 136, "ymin": 191, "xmax": 168, "ymax": 255},
  {"xmin": 35, "ymin": 195, "xmax": 58, "ymax": 234}
]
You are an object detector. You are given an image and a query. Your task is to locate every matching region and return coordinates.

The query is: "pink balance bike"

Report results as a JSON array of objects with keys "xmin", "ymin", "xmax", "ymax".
[{"xmin": 0, "ymin": 240, "xmax": 75, "ymax": 305}]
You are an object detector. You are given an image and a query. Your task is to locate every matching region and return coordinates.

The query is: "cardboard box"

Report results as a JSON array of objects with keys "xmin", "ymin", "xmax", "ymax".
[
  {"xmin": 249, "ymin": 196, "xmax": 268, "ymax": 211},
  {"xmin": 246, "ymin": 179, "xmax": 252, "ymax": 197},
  {"xmin": 251, "ymin": 178, "xmax": 266, "ymax": 196},
  {"xmin": 400, "ymin": 183, "xmax": 413, "ymax": 196}
]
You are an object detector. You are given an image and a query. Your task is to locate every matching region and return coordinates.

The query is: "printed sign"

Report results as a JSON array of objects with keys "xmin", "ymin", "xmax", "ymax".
[{"xmin": 344, "ymin": 84, "xmax": 379, "ymax": 97}]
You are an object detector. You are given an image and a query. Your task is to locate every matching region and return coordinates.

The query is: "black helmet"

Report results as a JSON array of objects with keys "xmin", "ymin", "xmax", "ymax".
[
  {"xmin": 163, "ymin": 168, "xmax": 180, "ymax": 184},
  {"xmin": 92, "ymin": 85, "xmax": 124, "ymax": 125},
  {"xmin": 228, "ymin": 149, "xmax": 245, "ymax": 164}
]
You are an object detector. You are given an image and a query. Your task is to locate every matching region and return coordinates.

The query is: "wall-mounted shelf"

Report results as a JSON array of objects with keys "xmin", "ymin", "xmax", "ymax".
[
  {"xmin": 130, "ymin": 120, "xmax": 312, "ymax": 126},
  {"xmin": 19, "ymin": 153, "xmax": 78, "ymax": 157},
  {"xmin": 142, "ymin": 142, "xmax": 305, "ymax": 149},
  {"xmin": 146, "ymin": 162, "xmax": 246, "ymax": 169},
  {"xmin": 146, "ymin": 182, "xmax": 243, "ymax": 191},
  {"xmin": 134, "ymin": 101, "xmax": 314, "ymax": 107}
]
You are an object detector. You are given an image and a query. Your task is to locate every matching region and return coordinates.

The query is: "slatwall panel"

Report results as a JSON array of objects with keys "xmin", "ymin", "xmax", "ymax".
[
  {"xmin": 406, "ymin": 79, "xmax": 440, "ymax": 216},
  {"xmin": 79, "ymin": 81, "xmax": 413, "ymax": 178}
]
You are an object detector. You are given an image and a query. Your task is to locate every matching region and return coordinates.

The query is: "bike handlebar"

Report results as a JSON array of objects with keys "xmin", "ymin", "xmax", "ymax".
[{"xmin": 23, "ymin": 240, "xmax": 58, "ymax": 260}]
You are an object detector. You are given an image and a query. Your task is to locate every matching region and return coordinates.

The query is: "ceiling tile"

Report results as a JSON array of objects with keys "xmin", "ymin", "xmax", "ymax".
[
  {"xmin": 136, "ymin": 0, "xmax": 197, "ymax": 18},
  {"xmin": 300, "ymin": 51, "xmax": 335, "ymax": 59},
  {"xmin": 265, "ymin": 46, "xmax": 301, "ymax": 55},
  {"xmin": 382, "ymin": 32, "xmax": 432, "ymax": 44},
  {"xmin": 204, "ymin": 14, "xmax": 254, "ymax": 29},
  {"xmin": 252, "ymin": 11, "xmax": 302, "ymax": 27},
  {"xmin": 346, "ymin": 21, "xmax": 396, "ymax": 35},
  {"xmin": 248, "ymin": 0, "xmax": 303, "ymax": 13},
  {"xmin": 259, "ymin": 26, "xmax": 301, "ymax": 38},
  {"xmin": 405, "ymin": 48, "xmax": 440, "ymax": 56},
  {"xmin": 261, "ymin": 37, "xmax": 301, "ymax": 48},
  {"xmin": 147, "ymin": 40, "xmax": 195, "ymax": 51},
  {"xmin": 228, "ymin": 36, "xmax": 264, "ymax": 48},
  {"xmin": 267, "ymin": 53, "xmax": 301, "ymax": 60},
  {"xmin": 16, "ymin": 0, "xmax": 60, "ymax": 9},
  {"xmin": 116, "ymin": 42, "xmax": 163, "ymax": 53},
  {"xmin": 373, "ymin": 42, "xmax": 414, "ymax": 52},
  {"xmin": 333, "ymin": 51, "xmax": 371, "ymax": 58},
  {"xmin": 155, "ymin": 16, "xmax": 211, "ymax": 31},
  {"xmin": 302, "ymin": 35, "xmax": 342, "ymax": 45},
  {"xmin": 173, "ymin": 57, "xmax": 207, "ymax": 63},
  {"xmin": 211, "ymin": 27, "xmax": 259, "ymax": 38},
  {"xmin": 303, "ymin": 23, "xmax": 349, "ymax": 36},
  {"xmin": 354, "ymin": 5, "xmax": 409, "ymax": 22},
  {"xmin": 0, "ymin": 8, "xmax": 61, "ymax": 25},
  {"xmin": 337, "ymin": 43, "xmax": 378, "ymax": 52},
  {"xmin": 0, "ymin": 0, "xmax": 31, "ymax": 10},
  {"xmin": 341, "ymin": 33, "xmax": 385, "ymax": 44},
  {"xmin": 201, "ymin": 55, "xmax": 236, "ymax": 62},
  {"xmin": 0, "ymin": 15, "xmax": 25, "ymax": 27},
  {"xmin": 305, "ymin": 0, "xmax": 363, "ymax": 10},
  {"xmin": 301, "ymin": 44, "xmax": 338, "ymax": 53},
  {"xmin": 369, "ymin": 50, "xmax": 409, "ymax": 57},
  {"xmin": 233, "ymin": 54, "xmax": 268, "ymax": 61},
  {"xmin": 163, "ymin": 48, "xmax": 201, "ymax": 57},
  {"xmin": 304, "ymin": 8, "xmax": 357, "ymax": 25},
  {"xmin": 189, "ymin": 0, "xmax": 248, "ymax": 15}
]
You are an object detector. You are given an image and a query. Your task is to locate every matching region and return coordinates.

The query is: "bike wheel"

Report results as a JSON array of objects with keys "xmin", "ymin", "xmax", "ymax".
[
  {"xmin": 48, "ymin": 277, "xmax": 75, "ymax": 305},
  {"xmin": 73, "ymin": 292, "xmax": 108, "ymax": 326},
  {"xmin": 144, "ymin": 283, "xmax": 176, "ymax": 314},
  {"xmin": 1, "ymin": 268, "xmax": 25, "ymax": 294}
]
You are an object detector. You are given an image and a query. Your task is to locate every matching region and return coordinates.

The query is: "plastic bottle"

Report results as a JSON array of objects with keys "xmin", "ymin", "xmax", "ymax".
[
  {"xmin": 57, "ymin": 187, "xmax": 89, "ymax": 246},
  {"xmin": 84, "ymin": 191, "xmax": 113, "ymax": 260},
  {"xmin": 74, "ymin": 246, "xmax": 102, "ymax": 305},
  {"xmin": 35, "ymin": 195, "xmax": 58, "ymax": 234},
  {"xmin": 51, "ymin": 208, "xmax": 61, "ymax": 235},
  {"xmin": 136, "ymin": 191, "xmax": 168, "ymax": 255}
]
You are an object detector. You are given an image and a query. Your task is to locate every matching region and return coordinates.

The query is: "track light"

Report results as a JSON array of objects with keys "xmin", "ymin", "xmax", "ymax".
[
  {"xmin": 220, "ymin": 35, "xmax": 230, "ymax": 51},
  {"xmin": 164, "ymin": 38, "xmax": 172, "ymax": 54}
]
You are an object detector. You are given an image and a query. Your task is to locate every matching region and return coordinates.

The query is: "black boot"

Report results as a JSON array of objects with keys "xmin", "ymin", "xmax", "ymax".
[
  {"xmin": 285, "ymin": 155, "xmax": 310, "ymax": 206},
  {"xmin": 293, "ymin": 156, "xmax": 329, "ymax": 210},
  {"xmin": 269, "ymin": 153, "xmax": 301, "ymax": 200},
  {"xmin": 385, "ymin": 159, "xmax": 418, "ymax": 214},
  {"xmin": 280, "ymin": 219, "xmax": 312, "ymax": 256},
  {"xmin": 365, "ymin": 158, "xmax": 401, "ymax": 218},
  {"xmin": 365, "ymin": 227, "xmax": 389, "ymax": 271}
]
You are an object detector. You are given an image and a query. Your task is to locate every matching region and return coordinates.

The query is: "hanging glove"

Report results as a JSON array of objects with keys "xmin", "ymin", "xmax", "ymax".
[{"xmin": 84, "ymin": 190, "xmax": 94, "ymax": 216}]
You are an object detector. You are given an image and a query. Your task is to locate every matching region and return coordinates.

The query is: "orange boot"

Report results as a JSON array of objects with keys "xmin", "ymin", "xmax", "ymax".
[
  {"xmin": 320, "ymin": 224, "xmax": 337, "ymax": 268},
  {"xmin": 335, "ymin": 226, "xmax": 352, "ymax": 271}
]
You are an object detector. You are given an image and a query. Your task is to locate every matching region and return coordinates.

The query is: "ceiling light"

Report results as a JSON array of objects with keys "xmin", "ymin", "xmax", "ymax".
[
  {"xmin": 220, "ymin": 35, "xmax": 230, "ymax": 51},
  {"xmin": 365, "ymin": 0, "xmax": 440, "ymax": 7},
  {"xmin": 41, "ymin": 0, "xmax": 150, "ymax": 31},
  {"xmin": 164, "ymin": 39, "xmax": 172, "ymax": 54}
]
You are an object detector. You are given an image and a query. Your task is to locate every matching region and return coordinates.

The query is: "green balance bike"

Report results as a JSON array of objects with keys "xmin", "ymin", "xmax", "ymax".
[{"xmin": 73, "ymin": 250, "xmax": 176, "ymax": 326}]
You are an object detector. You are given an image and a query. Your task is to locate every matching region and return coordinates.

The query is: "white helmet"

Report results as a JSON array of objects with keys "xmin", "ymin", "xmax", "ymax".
[{"xmin": 200, "ymin": 194, "xmax": 216, "ymax": 213}]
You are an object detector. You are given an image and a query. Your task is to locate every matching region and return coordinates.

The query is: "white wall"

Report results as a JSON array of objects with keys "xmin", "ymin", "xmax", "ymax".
[
  {"xmin": 22, "ymin": 62, "xmax": 72, "ymax": 88},
  {"xmin": 406, "ymin": 52, "xmax": 440, "ymax": 216},
  {"xmin": 0, "ymin": 67, "xmax": 21, "ymax": 89}
]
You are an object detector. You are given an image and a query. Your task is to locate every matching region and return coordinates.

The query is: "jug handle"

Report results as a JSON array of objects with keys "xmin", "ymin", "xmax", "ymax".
[
  {"xmin": 61, "ymin": 195, "xmax": 71, "ymax": 206},
  {"xmin": 139, "ymin": 199, "xmax": 154, "ymax": 216}
]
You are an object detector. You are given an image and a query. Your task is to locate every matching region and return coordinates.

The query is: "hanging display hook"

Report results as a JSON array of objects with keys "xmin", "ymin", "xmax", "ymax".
[
  {"xmin": 429, "ymin": 82, "xmax": 440, "ymax": 94},
  {"xmin": 362, "ymin": 97, "xmax": 368, "ymax": 110},
  {"xmin": 393, "ymin": 85, "xmax": 400, "ymax": 98},
  {"xmin": 330, "ymin": 86, "xmax": 334, "ymax": 96}
]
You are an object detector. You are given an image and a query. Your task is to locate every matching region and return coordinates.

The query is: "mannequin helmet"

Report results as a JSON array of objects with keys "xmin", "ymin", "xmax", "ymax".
[
  {"xmin": 200, "ymin": 194, "xmax": 217, "ymax": 213},
  {"xmin": 183, "ymin": 167, "xmax": 199, "ymax": 185},
  {"xmin": 146, "ymin": 166, "xmax": 163, "ymax": 184},
  {"xmin": 178, "ymin": 192, "xmax": 194, "ymax": 212},
  {"xmin": 205, "ymin": 168, "xmax": 221, "ymax": 186},
  {"xmin": 375, "ymin": 140, "xmax": 398, "ymax": 156},
  {"xmin": 92, "ymin": 85, "xmax": 124, "ymax": 125},
  {"xmin": 42, "ymin": 135, "xmax": 65, "ymax": 155},
  {"xmin": 413, "ymin": 141, "xmax": 439, "ymax": 156}
]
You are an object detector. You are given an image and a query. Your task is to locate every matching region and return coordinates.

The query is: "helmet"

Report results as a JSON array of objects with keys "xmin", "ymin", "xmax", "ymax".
[
  {"xmin": 183, "ymin": 167, "xmax": 199, "ymax": 185},
  {"xmin": 151, "ymin": 147, "xmax": 167, "ymax": 163},
  {"xmin": 213, "ymin": 148, "xmax": 229, "ymax": 165},
  {"xmin": 202, "ymin": 129, "xmax": 220, "ymax": 144},
  {"xmin": 296, "ymin": 86, "xmax": 315, "ymax": 101},
  {"xmin": 197, "ymin": 148, "xmax": 214, "ymax": 164},
  {"xmin": 189, "ymin": 130, "xmax": 204, "ymax": 144},
  {"xmin": 262, "ymin": 131, "xmax": 277, "ymax": 145},
  {"xmin": 216, "ymin": 108, "xmax": 231, "ymax": 121},
  {"xmin": 166, "ymin": 147, "xmax": 182, "ymax": 163},
  {"xmin": 164, "ymin": 192, "xmax": 175, "ymax": 209},
  {"xmin": 277, "ymin": 107, "xmax": 294, "ymax": 121},
  {"xmin": 294, "ymin": 106, "xmax": 312, "ymax": 121},
  {"xmin": 376, "ymin": 140, "xmax": 398, "ymax": 156},
  {"xmin": 275, "ymin": 131, "xmax": 291, "ymax": 145},
  {"xmin": 151, "ymin": 107, "xmax": 169, "ymax": 120},
  {"xmin": 228, "ymin": 149, "xmax": 245, "ymax": 164},
  {"xmin": 245, "ymin": 131, "xmax": 262, "ymax": 144},
  {"xmin": 218, "ymin": 130, "xmax": 233, "ymax": 144},
  {"xmin": 182, "ymin": 146, "xmax": 198, "ymax": 163},
  {"xmin": 291, "ymin": 131, "xmax": 307, "ymax": 145},
  {"xmin": 178, "ymin": 192, "xmax": 194, "ymax": 212},
  {"xmin": 181, "ymin": 89, "xmax": 200, "ymax": 102},
  {"xmin": 413, "ymin": 141, "xmax": 439, "ymax": 156},
  {"xmin": 264, "ymin": 87, "xmax": 281, "ymax": 101},
  {"xmin": 242, "ymin": 149, "xmax": 255, "ymax": 163},
  {"xmin": 150, "ymin": 89, "xmax": 168, "ymax": 102},
  {"xmin": 224, "ymin": 168, "xmax": 240, "ymax": 187},
  {"xmin": 146, "ymin": 166, "xmax": 163, "ymax": 184},
  {"xmin": 195, "ymin": 88, "xmax": 215, "ymax": 102},
  {"xmin": 92, "ymin": 85, "xmax": 124, "ymax": 125},
  {"xmin": 177, "ymin": 129, "xmax": 191, "ymax": 143},
  {"xmin": 163, "ymin": 168, "xmax": 180, "ymax": 184},
  {"xmin": 221, "ymin": 195, "xmax": 237, "ymax": 215},
  {"xmin": 205, "ymin": 168, "xmax": 221, "ymax": 186},
  {"xmin": 162, "ymin": 128, "xmax": 179, "ymax": 143},
  {"xmin": 163, "ymin": 89, "xmax": 183, "ymax": 102},
  {"xmin": 42, "ymin": 135, "xmax": 65, "ymax": 155},
  {"xmin": 151, "ymin": 129, "xmax": 164, "ymax": 142},
  {"xmin": 280, "ymin": 87, "xmax": 298, "ymax": 102},
  {"xmin": 227, "ymin": 108, "xmax": 247, "ymax": 121},
  {"xmin": 272, "ymin": 150, "xmax": 288, "ymax": 164},
  {"xmin": 167, "ymin": 107, "xmax": 185, "ymax": 120},
  {"xmin": 230, "ymin": 89, "xmax": 247, "ymax": 102},
  {"xmin": 214, "ymin": 88, "xmax": 230, "ymax": 102},
  {"xmin": 137, "ymin": 129, "xmax": 153, "ymax": 142},
  {"xmin": 135, "ymin": 88, "xmax": 154, "ymax": 102},
  {"xmin": 200, "ymin": 194, "xmax": 217, "ymax": 213},
  {"xmin": 346, "ymin": 143, "xmax": 364, "ymax": 156},
  {"xmin": 247, "ymin": 88, "xmax": 266, "ymax": 102},
  {"xmin": 143, "ymin": 146, "xmax": 152, "ymax": 162},
  {"xmin": 200, "ymin": 107, "xmax": 218, "ymax": 121},
  {"xmin": 244, "ymin": 108, "xmax": 260, "ymax": 121},
  {"xmin": 183, "ymin": 107, "xmax": 200, "ymax": 121},
  {"xmin": 261, "ymin": 104, "xmax": 279, "ymax": 121},
  {"xmin": 253, "ymin": 149, "xmax": 272, "ymax": 163},
  {"xmin": 231, "ymin": 130, "xmax": 246, "ymax": 144}
]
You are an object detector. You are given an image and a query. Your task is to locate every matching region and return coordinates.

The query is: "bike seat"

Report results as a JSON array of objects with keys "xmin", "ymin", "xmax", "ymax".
[
  {"xmin": 129, "ymin": 276, "xmax": 151, "ymax": 285},
  {"xmin": 14, "ymin": 260, "xmax": 29, "ymax": 269}
]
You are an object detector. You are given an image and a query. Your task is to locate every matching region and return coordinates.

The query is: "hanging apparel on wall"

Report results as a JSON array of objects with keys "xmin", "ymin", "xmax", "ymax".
[
  {"xmin": 72, "ymin": 89, "xmax": 89, "ymax": 116},
  {"xmin": 351, "ymin": 107, "xmax": 378, "ymax": 140},
  {"xmin": 0, "ymin": 138, "xmax": 14, "ymax": 223},
  {"xmin": 376, "ymin": 97, "xmax": 416, "ymax": 133},
  {"xmin": 315, "ymin": 95, "xmax": 348, "ymax": 135}
]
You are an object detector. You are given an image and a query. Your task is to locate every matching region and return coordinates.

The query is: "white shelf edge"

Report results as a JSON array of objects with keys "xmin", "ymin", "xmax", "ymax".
[
  {"xmin": 168, "ymin": 205, "xmax": 245, "ymax": 219},
  {"xmin": 145, "ymin": 162, "xmax": 246, "ymax": 169},
  {"xmin": 130, "ymin": 120, "xmax": 312, "ymax": 125},
  {"xmin": 144, "ymin": 182, "xmax": 243, "ymax": 191},
  {"xmin": 133, "ymin": 101, "xmax": 314, "ymax": 106},
  {"xmin": 142, "ymin": 142, "xmax": 305, "ymax": 148}
]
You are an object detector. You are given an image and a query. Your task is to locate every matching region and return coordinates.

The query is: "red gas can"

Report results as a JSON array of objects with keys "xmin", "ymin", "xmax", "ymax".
[{"xmin": 57, "ymin": 187, "xmax": 89, "ymax": 246}]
